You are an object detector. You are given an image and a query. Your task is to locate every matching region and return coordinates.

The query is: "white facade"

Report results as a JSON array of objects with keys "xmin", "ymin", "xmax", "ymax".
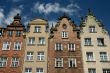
[{"xmin": 80, "ymin": 11, "xmax": 110, "ymax": 73}]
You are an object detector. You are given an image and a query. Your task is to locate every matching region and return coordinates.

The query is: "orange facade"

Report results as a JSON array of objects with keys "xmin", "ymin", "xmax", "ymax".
[{"xmin": 0, "ymin": 14, "xmax": 25, "ymax": 73}]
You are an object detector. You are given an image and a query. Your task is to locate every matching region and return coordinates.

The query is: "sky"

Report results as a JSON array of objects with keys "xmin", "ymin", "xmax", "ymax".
[{"xmin": 0, "ymin": 0, "xmax": 110, "ymax": 33}]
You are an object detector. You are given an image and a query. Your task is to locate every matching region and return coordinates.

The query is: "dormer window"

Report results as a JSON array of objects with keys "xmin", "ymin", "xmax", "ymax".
[
  {"xmin": 89, "ymin": 26, "xmax": 96, "ymax": 33},
  {"xmin": 34, "ymin": 26, "xmax": 41, "ymax": 33},
  {"xmin": 62, "ymin": 31, "xmax": 68, "ymax": 38}
]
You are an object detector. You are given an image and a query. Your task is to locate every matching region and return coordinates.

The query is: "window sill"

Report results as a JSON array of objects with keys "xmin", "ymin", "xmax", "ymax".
[
  {"xmin": 84, "ymin": 45, "xmax": 93, "ymax": 46},
  {"xmin": 55, "ymin": 67, "xmax": 63, "ymax": 68},
  {"xmin": 62, "ymin": 37, "xmax": 68, "ymax": 39},
  {"xmin": 89, "ymin": 31, "xmax": 97, "ymax": 33},
  {"xmin": 100, "ymin": 61, "xmax": 110, "ymax": 62},
  {"xmin": 25, "ymin": 60, "xmax": 34, "ymax": 62},
  {"xmin": 36, "ymin": 60, "xmax": 45, "ymax": 62},
  {"xmin": 86, "ymin": 61, "xmax": 96, "ymax": 62},
  {"xmin": 97, "ymin": 45, "xmax": 106, "ymax": 47},
  {"xmin": 27, "ymin": 44, "xmax": 35, "ymax": 46},
  {"xmin": 37, "ymin": 44, "xmax": 46, "ymax": 46},
  {"xmin": 33, "ymin": 32, "xmax": 41, "ymax": 33}
]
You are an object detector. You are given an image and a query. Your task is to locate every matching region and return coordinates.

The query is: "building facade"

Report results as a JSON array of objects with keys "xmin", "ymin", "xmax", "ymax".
[
  {"xmin": 80, "ymin": 10, "xmax": 110, "ymax": 73},
  {"xmin": 23, "ymin": 18, "xmax": 49, "ymax": 73},
  {"xmin": 0, "ymin": 14, "xmax": 25, "ymax": 73},
  {"xmin": 48, "ymin": 15, "xmax": 84, "ymax": 73}
]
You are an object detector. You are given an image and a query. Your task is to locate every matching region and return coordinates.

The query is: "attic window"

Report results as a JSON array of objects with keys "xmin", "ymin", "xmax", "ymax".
[{"xmin": 63, "ymin": 24, "xmax": 67, "ymax": 29}]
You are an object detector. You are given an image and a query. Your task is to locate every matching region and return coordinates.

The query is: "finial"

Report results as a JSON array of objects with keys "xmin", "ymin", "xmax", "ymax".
[
  {"xmin": 14, "ymin": 13, "xmax": 21, "ymax": 20},
  {"xmin": 88, "ymin": 8, "xmax": 94, "ymax": 16}
]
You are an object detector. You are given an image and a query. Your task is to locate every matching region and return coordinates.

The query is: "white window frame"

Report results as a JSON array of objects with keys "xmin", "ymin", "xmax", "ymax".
[
  {"xmin": 39, "ymin": 37, "xmax": 45, "ymax": 45},
  {"xmin": 37, "ymin": 52, "xmax": 44, "ymax": 61},
  {"xmin": 68, "ymin": 43, "xmax": 75, "ymax": 51},
  {"xmin": 11, "ymin": 57, "xmax": 19, "ymax": 67},
  {"xmin": 35, "ymin": 26, "xmax": 41, "ymax": 33},
  {"xmin": 86, "ymin": 52, "xmax": 94, "ymax": 61},
  {"xmin": 100, "ymin": 52, "xmax": 108, "ymax": 61},
  {"xmin": 0, "ymin": 57, "xmax": 7, "ymax": 67},
  {"xmin": 55, "ymin": 58, "xmax": 63, "ymax": 67},
  {"xmin": 55, "ymin": 43, "xmax": 63, "ymax": 51},
  {"xmin": 26, "ymin": 52, "xmax": 34, "ymax": 61},
  {"xmin": 2, "ymin": 41, "xmax": 11, "ymax": 50},
  {"xmin": 89, "ymin": 26, "xmax": 96, "ymax": 33},
  {"xmin": 14, "ymin": 42, "xmax": 22, "ymax": 50},
  {"xmin": 88, "ymin": 68, "xmax": 96, "ymax": 73},
  {"xmin": 25, "ymin": 68, "xmax": 32, "ymax": 73},
  {"xmin": 28, "ymin": 37, "xmax": 35, "ymax": 45},
  {"xmin": 36, "ymin": 68, "xmax": 44, "ymax": 73},
  {"xmin": 68, "ymin": 58, "xmax": 77, "ymax": 68},
  {"xmin": 62, "ymin": 31, "xmax": 68, "ymax": 38}
]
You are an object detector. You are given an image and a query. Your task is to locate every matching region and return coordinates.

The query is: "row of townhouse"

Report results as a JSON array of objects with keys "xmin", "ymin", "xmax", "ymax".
[{"xmin": 0, "ymin": 9, "xmax": 110, "ymax": 73}]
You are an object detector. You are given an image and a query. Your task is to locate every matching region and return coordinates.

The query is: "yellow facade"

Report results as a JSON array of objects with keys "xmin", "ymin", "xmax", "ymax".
[{"xmin": 23, "ymin": 18, "xmax": 49, "ymax": 73}]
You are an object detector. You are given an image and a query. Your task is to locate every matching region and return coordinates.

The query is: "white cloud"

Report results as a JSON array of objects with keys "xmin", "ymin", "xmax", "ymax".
[
  {"xmin": 0, "ymin": 8, "xmax": 5, "ymax": 26},
  {"xmin": 4, "ymin": 8, "xmax": 22, "ymax": 25},
  {"xmin": 32, "ymin": 2, "xmax": 81, "ymax": 15}
]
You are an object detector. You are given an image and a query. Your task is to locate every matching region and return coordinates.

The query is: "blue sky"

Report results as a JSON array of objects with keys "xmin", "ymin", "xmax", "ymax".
[{"xmin": 0, "ymin": 0, "xmax": 110, "ymax": 32}]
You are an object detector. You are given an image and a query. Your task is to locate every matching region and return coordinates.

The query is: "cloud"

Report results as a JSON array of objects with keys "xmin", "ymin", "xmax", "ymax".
[
  {"xmin": 0, "ymin": 8, "xmax": 5, "ymax": 26},
  {"xmin": 32, "ymin": 2, "xmax": 81, "ymax": 15},
  {"xmin": 4, "ymin": 8, "xmax": 22, "ymax": 25}
]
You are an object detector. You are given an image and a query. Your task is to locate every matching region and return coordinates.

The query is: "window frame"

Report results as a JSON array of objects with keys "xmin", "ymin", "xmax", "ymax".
[
  {"xmin": 100, "ymin": 52, "xmax": 108, "ymax": 61},
  {"xmin": 11, "ymin": 57, "xmax": 19, "ymax": 67},
  {"xmin": 86, "ymin": 52, "xmax": 95, "ymax": 61},
  {"xmin": 34, "ymin": 26, "xmax": 41, "ymax": 33},
  {"xmin": 36, "ymin": 68, "xmax": 44, "ymax": 73},
  {"xmin": 61, "ymin": 31, "xmax": 68, "ymax": 38},
  {"xmin": 68, "ymin": 43, "xmax": 75, "ymax": 51},
  {"xmin": 84, "ymin": 38, "xmax": 92, "ymax": 46},
  {"xmin": 2, "ymin": 41, "xmax": 11, "ymax": 50},
  {"xmin": 88, "ymin": 68, "xmax": 96, "ymax": 73},
  {"xmin": 55, "ymin": 58, "xmax": 63, "ymax": 67},
  {"xmin": 26, "ymin": 52, "xmax": 34, "ymax": 61},
  {"xmin": 37, "ymin": 52, "xmax": 45, "ymax": 61},
  {"xmin": 55, "ymin": 43, "xmax": 63, "ymax": 51},
  {"xmin": 25, "ymin": 68, "xmax": 32, "ymax": 73},
  {"xmin": 0, "ymin": 57, "xmax": 7, "ymax": 67},
  {"xmin": 14, "ymin": 41, "xmax": 22, "ymax": 50},
  {"xmin": 68, "ymin": 58, "xmax": 77, "ymax": 68},
  {"xmin": 89, "ymin": 26, "xmax": 96, "ymax": 33}
]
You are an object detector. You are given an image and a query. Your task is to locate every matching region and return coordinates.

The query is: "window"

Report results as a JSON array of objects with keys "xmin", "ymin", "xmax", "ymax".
[
  {"xmin": 28, "ymin": 37, "xmax": 35, "ymax": 45},
  {"xmin": 25, "ymin": 68, "xmax": 32, "ymax": 73},
  {"xmin": 55, "ymin": 43, "xmax": 63, "ymax": 51},
  {"xmin": 11, "ymin": 57, "xmax": 19, "ymax": 67},
  {"xmin": 89, "ymin": 26, "xmax": 96, "ymax": 33},
  {"xmin": 62, "ymin": 31, "xmax": 68, "ymax": 38},
  {"xmin": 0, "ymin": 30, "xmax": 3, "ymax": 36},
  {"xmin": 2, "ymin": 41, "xmax": 11, "ymax": 50},
  {"xmin": 68, "ymin": 58, "xmax": 77, "ymax": 68},
  {"xmin": 103, "ymin": 69, "xmax": 110, "ymax": 73},
  {"xmin": 0, "ymin": 57, "xmax": 7, "ymax": 67},
  {"xmin": 85, "ymin": 38, "xmax": 92, "ymax": 46},
  {"xmin": 68, "ymin": 43, "xmax": 75, "ymax": 51},
  {"xmin": 16, "ymin": 31, "xmax": 21, "ymax": 37},
  {"xmin": 14, "ymin": 42, "xmax": 22, "ymax": 50},
  {"xmin": 55, "ymin": 58, "xmax": 63, "ymax": 67},
  {"xmin": 39, "ymin": 37, "xmax": 45, "ymax": 45},
  {"xmin": 86, "ymin": 52, "xmax": 94, "ymax": 61},
  {"xmin": 37, "ymin": 52, "xmax": 44, "ymax": 61},
  {"xmin": 26, "ymin": 52, "xmax": 33, "ymax": 61},
  {"xmin": 88, "ymin": 68, "xmax": 96, "ymax": 73},
  {"xmin": 100, "ymin": 52, "xmax": 108, "ymax": 61},
  {"xmin": 8, "ymin": 30, "xmax": 13, "ymax": 36},
  {"xmin": 35, "ymin": 26, "xmax": 41, "ymax": 33},
  {"xmin": 36, "ymin": 68, "xmax": 43, "ymax": 73},
  {"xmin": 97, "ymin": 38, "xmax": 104, "ymax": 46}
]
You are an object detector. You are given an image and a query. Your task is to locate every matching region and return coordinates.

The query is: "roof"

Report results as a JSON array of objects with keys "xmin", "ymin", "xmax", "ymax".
[{"xmin": 29, "ymin": 18, "xmax": 48, "ymax": 25}]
